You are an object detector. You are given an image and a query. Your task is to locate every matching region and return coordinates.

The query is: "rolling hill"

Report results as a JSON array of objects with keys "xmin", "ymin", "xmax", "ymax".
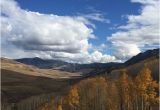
[
  {"xmin": 1, "ymin": 58, "xmax": 81, "ymax": 103},
  {"xmin": 1, "ymin": 48, "xmax": 159, "ymax": 107},
  {"xmin": 15, "ymin": 48, "xmax": 159, "ymax": 78},
  {"xmin": 107, "ymin": 49, "xmax": 159, "ymax": 81}
]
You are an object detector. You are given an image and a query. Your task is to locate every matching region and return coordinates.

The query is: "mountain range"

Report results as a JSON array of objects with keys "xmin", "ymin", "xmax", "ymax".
[
  {"xmin": 1, "ymin": 48, "xmax": 159, "ymax": 104},
  {"xmin": 15, "ymin": 48, "xmax": 159, "ymax": 77}
]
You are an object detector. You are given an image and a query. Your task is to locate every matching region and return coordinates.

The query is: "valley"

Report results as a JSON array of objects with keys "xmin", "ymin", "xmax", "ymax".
[{"xmin": 1, "ymin": 48, "xmax": 159, "ymax": 110}]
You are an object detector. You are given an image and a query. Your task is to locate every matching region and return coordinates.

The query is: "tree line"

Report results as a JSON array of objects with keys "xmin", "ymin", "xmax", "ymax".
[
  {"xmin": 2, "ymin": 66, "xmax": 158, "ymax": 110},
  {"xmin": 52, "ymin": 66, "xmax": 159, "ymax": 110}
]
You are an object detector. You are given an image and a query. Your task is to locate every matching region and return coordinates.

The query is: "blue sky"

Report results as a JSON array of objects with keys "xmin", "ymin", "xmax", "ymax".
[
  {"xmin": 16, "ymin": 0, "xmax": 141, "ymax": 49},
  {"xmin": 1, "ymin": 0, "xmax": 159, "ymax": 63},
  {"xmin": 15, "ymin": 0, "xmax": 141, "ymax": 54}
]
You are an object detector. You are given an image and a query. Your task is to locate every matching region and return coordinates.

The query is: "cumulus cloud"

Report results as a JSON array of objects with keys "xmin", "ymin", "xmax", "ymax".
[
  {"xmin": 40, "ymin": 51, "xmax": 117, "ymax": 63},
  {"xmin": 89, "ymin": 51, "xmax": 116, "ymax": 63},
  {"xmin": 1, "ymin": 0, "xmax": 116, "ymax": 63},
  {"xmin": 107, "ymin": 0, "xmax": 159, "ymax": 60},
  {"xmin": 2, "ymin": 0, "xmax": 157, "ymax": 63},
  {"xmin": 1, "ymin": 0, "xmax": 92, "ymax": 53}
]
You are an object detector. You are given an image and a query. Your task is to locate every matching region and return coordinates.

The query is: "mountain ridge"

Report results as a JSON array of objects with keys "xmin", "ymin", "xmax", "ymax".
[
  {"xmin": 124, "ymin": 48, "xmax": 159, "ymax": 66},
  {"xmin": 15, "ymin": 48, "xmax": 159, "ymax": 75},
  {"xmin": 1, "ymin": 48, "xmax": 159, "ymax": 104}
]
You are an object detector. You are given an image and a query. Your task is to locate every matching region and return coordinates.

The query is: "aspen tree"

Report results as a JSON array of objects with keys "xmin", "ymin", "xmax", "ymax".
[
  {"xmin": 118, "ymin": 70, "xmax": 130, "ymax": 110},
  {"xmin": 135, "ymin": 66, "xmax": 158, "ymax": 110},
  {"xmin": 68, "ymin": 85, "xmax": 79, "ymax": 110}
]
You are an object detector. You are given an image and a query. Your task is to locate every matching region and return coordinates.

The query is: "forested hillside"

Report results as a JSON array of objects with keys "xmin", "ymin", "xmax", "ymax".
[
  {"xmin": 36, "ymin": 66, "xmax": 159, "ymax": 110},
  {"xmin": 1, "ymin": 49, "xmax": 159, "ymax": 110}
]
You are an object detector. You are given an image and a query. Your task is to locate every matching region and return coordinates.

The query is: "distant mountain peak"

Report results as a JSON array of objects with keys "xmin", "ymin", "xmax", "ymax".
[
  {"xmin": 125, "ymin": 48, "xmax": 159, "ymax": 66},
  {"xmin": 15, "ymin": 48, "xmax": 159, "ymax": 76}
]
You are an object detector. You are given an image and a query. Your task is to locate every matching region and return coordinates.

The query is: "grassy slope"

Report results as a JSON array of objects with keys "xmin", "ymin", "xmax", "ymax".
[
  {"xmin": 109, "ymin": 57, "xmax": 159, "ymax": 80},
  {"xmin": 1, "ymin": 69, "xmax": 72, "ymax": 103},
  {"xmin": 1, "ymin": 58, "xmax": 80, "ymax": 103},
  {"xmin": 1, "ymin": 56, "xmax": 159, "ymax": 104},
  {"xmin": 1, "ymin": 58, "xmax": 81, "ymax": 79}
]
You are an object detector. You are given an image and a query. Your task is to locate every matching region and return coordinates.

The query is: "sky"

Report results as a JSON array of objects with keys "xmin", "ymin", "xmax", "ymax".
[{"xmin": 1, "ymin": 0, "xmax": 159, "ymax": 63}]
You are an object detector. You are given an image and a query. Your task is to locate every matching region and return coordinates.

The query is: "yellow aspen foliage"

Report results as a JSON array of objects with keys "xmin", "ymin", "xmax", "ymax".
[
  {"xmin": 57, "ymin": 105, "xmax": 62, "ymax": 110},
  {"xmin": 135, "ymin": 67, "xmax": 155, "ymax": 98},
  {"xmin": 68, "ymin": 85, "xmax": 79, "ymax": 108},
  {"xmin": 135, "ymin": 66, "xmax": 158, "ymax": 108},
  {"xmin": 118, "ymin": 70, "xmax": 130, "ymax": 110}
]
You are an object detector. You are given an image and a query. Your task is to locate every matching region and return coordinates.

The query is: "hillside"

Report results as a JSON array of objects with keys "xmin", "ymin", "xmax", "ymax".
[
  {"xmin": 15, "ymin": 48, "xmax": 159, "ymax": 78},
  {"xmin": 124, "ymin": 48, "xmax": 159, "ymax": 66},
  {"xmin": 1, "ymin": 58, "xmax": 81, "ymax": 79},
  {"xmin": 16, "ymin": 57, "xmax": 69, "ymax": 69},
  {"xmin": 108, "ymin": 49, "xmax": 159, "ymax": 80},
  {"xmin": 1, "ymin": 58, "xmax": 81, "ymax": 103},
  {"xmin": 1, "ymin": 48, "xmax": 159, "ymax": 110}
]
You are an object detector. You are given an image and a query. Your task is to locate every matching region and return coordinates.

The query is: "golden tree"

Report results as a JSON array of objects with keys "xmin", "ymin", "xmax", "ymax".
[
  {"xmin": 68, "ymin": 85, "xmax": 79, "ymax": 110},
  {"xmin": 135, "ymin": 66, "xmax": 158, "ymax": 110},
  {"xmin": 57, "ymin": 105, "xmax": 62, "ymax": 110},
  {"xmin": 117, "ymin": 70, "xmax": 130, "ymax": 110}
]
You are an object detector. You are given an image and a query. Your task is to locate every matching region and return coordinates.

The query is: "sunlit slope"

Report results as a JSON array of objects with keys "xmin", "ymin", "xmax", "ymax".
[
  {"xmin": 1, "ymin": 58, "xmax": 81, "ymax": 79},
  {"xmin": 1, "ymin": 69, "xmax": 72, "ymax": 103},
  {"xmin": 109, "ymin": 57, "xmax": 159, "ymax": 80},
  {"xmin": 1, "ymin": 58, "xmax": 81, "ymax": 103}
]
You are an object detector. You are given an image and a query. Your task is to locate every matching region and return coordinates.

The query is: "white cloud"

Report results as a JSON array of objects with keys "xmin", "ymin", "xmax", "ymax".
[
  {"xmin": 76, "ymin": 12, "xmax": 110, "ymax": 29},
  {"xmin": 2, "ymin": 0, "xmax": 157, "ymax": 63},
  {"xmin": 112, "ymin": 43, "xmax": 141, "ymax": 60},
  {"xmin": 91, "ymin": 43, "xmax": 107, "ymax": 52},
  {"xmin": 107, "ymin": 0, "xmax": 159, "ymax": 60},
  {"xmin": 1, "ymin": 0, "xmax": 116, "ymax": 63},
  {"xmin": 131, "ymin": 0, "xmax": 158, "ymax": 4},
  {"xmin": 79, "ymin": 13, "xmax": 110, "ymax": 23},
  {"xmin": 89, "ymin": 51, "xmax": 116, "ymax": 63}
]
